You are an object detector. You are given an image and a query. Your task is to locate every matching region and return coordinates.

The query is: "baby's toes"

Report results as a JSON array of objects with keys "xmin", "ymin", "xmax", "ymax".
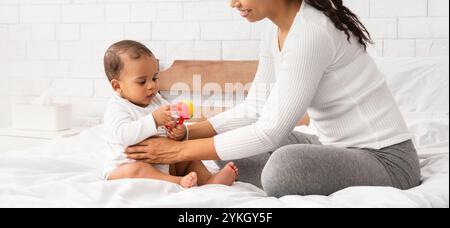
[
  {"xmin": 227, "ymin": 162, "xmax": 238, "ymax": 172},
  {"xmin": 186, "ymin": 172, "xmax": 197, "ymax": 188},
  {"xmin": 191, "ymin": 172, "xmax": 198, "ymax": 182}
]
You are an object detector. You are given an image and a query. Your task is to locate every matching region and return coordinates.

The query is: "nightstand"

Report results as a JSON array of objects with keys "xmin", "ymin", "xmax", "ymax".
[{"xmin": 0, "ymin": 128, "xmax": 86, "ymax": 153}]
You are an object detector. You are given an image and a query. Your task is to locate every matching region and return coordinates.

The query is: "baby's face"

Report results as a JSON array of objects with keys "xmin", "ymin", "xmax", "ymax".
[{"xmin": 116, "ymin": 55, "xmax": 159, "ymax": 107}]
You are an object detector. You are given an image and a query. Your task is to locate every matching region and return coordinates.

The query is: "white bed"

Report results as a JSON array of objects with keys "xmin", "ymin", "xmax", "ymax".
[{"xmin": 0, "ymin": 57, "xmax": 448, "ymax": 208}]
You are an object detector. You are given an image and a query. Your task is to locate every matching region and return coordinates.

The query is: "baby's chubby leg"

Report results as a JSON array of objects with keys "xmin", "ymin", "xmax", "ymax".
[
  {"xmin": 174, "ymin": 161, "xmax": 210, "ymax": 185},
  {"xmin": 108, "ymin": 162, "xmax": 197, "ymax": 188}
]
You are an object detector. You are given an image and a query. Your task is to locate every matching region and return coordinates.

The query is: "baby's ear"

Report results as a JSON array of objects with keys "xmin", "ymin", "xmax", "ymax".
[{"xmin": 111, "ymin": 79, "xmax": 122, "ymax": 93}]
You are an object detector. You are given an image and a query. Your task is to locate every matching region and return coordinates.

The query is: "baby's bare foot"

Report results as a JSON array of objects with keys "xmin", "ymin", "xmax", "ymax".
[
  {"xmin": 207, "ymin": 162, "xmax": 238, "ymax": 186},
  {"xmin": 180, "ymin": 172, "xmax": 198, "ymax": 188}
]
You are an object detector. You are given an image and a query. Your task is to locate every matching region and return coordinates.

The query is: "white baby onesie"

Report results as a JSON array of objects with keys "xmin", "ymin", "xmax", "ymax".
[{"xmin": 102, "ymin": 93, "xmax": 170, "ymax": 179}]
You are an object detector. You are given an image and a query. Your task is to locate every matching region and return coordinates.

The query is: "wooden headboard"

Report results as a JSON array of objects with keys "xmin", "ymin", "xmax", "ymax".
[
  {"xmin": 157, "ymin": 60, "xmax": 309, "ymax": 125},
  {"xmin": 158, "ymin": 60, "xmax": 258, "ymax": 122},
  {"xmin": 159, "ymin": 60, "xmax": 259, "ymax": 92}
]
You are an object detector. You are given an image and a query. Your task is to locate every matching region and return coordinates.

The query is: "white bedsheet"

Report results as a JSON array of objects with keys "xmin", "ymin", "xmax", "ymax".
[{"xmin": 0, "ymin": 125, "xmax": 448, "ymax": 208}]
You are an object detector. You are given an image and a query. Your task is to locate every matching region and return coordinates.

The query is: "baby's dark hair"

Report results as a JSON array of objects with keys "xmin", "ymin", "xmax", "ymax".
[{"xmin": 104, "ymin": 40, "xmax": 155, "ymax": 81}]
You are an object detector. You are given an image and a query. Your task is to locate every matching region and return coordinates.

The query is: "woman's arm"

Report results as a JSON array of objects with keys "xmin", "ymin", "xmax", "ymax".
[
  {"xmin": 181, "ymin": 138, "xmax": 220, "ymax": 161},
  {"xmin": 126, "ymin": 107, "xmax": 310, "ymax": 164},
  {"xmin": 186, "ymin": 120, "xmax": 217, "ymax": 140},
  {"xmin": 125, "ymin": 137, "xmax": 219, "ymax": 164},
  {"xmin": 187, "ymin": 112, "xmax": 309, "ymax": 141}
]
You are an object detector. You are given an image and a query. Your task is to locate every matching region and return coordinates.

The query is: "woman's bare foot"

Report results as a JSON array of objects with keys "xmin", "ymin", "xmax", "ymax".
[
  {"xmin": 207, "ymin": 162, "xmax": 239, "ymax": 186},
  {"xmin": 180, "ymin": 172, "xmax": 198, "ymax": 188}
]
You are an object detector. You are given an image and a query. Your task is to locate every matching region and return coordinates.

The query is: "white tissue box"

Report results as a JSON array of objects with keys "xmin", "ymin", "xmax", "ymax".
[{"xmin": 12, "ymin": 104, "xmax": 72, "ymax": 131}]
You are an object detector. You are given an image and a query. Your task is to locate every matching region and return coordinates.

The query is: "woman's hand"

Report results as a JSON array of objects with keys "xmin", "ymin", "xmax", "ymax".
[{"xmin": 125, "ymin": 137, "xmax": 185, "ymax": 164}]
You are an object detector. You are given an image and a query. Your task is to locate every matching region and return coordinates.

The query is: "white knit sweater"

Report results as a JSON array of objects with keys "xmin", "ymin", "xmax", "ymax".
[
  {"xmin": 209, "ymin": 3, "xmax": 411, "ymax": 160},
  {"xmin": 102, "ymin": 93, "xmax": 171, "ymax": 177},
  {"xmin": 103, "ymin": 93, "xmax": 168, "ymax": 147}
]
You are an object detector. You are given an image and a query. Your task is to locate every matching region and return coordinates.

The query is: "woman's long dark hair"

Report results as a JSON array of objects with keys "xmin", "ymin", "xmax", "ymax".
[{"xmin": 296, "ymin": 0, "xmax": 373, "ymax": 50}]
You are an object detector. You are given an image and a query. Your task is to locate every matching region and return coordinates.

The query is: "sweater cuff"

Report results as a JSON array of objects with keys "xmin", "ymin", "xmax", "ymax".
[
  {"xmin": 142, "ymin": 113, "xmax": 158, "ymax": 136},
  {"xmin": 208, "ymin": 113, "xmax": 227, "ymax": 134},
  {"xmin": 213, "ymin": 126, "xmax": 272, "ymax": 161}
]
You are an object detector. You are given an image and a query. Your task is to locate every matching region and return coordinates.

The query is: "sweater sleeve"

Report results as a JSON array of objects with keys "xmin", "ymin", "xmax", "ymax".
[
  {"xmin": 103, "ymin": 101, "xmax": 158, "ymax": 146},
  {"xmin": 214, "ymin": 23, "xmax": 335, "ymax": 160},
  {"xmin": 208, "ymin": 34, "xmax": 276, "ymax": 134}
]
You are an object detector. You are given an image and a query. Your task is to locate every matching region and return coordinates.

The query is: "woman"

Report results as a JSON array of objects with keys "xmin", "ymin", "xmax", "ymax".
[{"xmin": 126, "ymin": 0, "xmax": 421, "ymax": 197}]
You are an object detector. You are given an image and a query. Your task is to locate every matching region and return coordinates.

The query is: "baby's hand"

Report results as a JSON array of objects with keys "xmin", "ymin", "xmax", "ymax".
[
  {"xmin": 152, "ymin": 105, "xmax": 173, "ymax": 127},
  {"xmin": 167, "ymin": 124, "xmax": 187, "ymax": 141}
]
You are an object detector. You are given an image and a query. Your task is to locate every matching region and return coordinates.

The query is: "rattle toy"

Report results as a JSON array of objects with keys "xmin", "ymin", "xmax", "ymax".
[{"xmin": 171, "ymin": 100, "xmax": 194, "ymax": 125}]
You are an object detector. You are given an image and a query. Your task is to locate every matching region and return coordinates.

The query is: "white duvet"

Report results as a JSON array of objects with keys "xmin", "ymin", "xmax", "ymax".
[{"xmin": 0, "ymin": 125, "xmax": 448, "ymax": 208}]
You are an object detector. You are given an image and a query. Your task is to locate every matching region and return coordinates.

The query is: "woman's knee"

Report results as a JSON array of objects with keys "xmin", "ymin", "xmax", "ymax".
[{"xmin": 261, "ymin": 145, "xmax": 314, "ymax": 197}]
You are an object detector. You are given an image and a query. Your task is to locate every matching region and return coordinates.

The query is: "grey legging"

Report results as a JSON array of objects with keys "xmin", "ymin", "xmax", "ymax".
[{"xmin": 217, "ymin": 131, "xmax": 421, "ymax": 197}]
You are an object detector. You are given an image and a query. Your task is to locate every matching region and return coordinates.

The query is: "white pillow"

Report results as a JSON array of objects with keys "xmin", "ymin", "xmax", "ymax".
[{"xmin": 375, "ymin": 57, "xmax": 449, "ymax": 114}]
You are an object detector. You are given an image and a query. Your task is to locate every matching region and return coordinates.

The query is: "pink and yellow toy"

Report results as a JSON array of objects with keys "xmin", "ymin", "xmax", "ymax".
[{"xmin": 171, "ymin": 100, "xmax": 194, "ymax": 125}]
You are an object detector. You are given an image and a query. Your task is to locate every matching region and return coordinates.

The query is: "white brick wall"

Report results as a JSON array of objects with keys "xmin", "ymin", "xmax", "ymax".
[{"xmin": 0, "ymin": 0, "xmax": 449, "ymax": 127}]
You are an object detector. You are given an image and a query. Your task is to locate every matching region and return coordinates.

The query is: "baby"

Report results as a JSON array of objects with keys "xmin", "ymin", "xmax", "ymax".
[{"xmin": 102, "ymin": 40, "xmax": 238, "ymax": 188}]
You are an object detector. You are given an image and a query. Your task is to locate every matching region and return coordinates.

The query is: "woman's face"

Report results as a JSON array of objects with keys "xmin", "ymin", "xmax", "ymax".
[{"xmin": 230, "ymin": 0, "xmax": 280, "ymax": 22}]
